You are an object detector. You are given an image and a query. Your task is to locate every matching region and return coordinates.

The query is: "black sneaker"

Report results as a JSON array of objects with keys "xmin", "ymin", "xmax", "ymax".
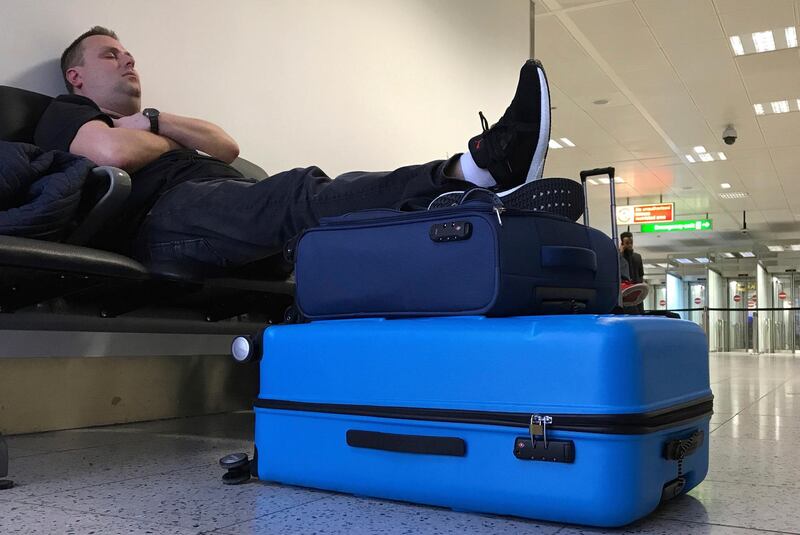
[
  {"xmin": 468, "ymin": 59, "xmax": 551, "ymax": 190},
  {"xmin": 428, "ymin": 177, "xmax": 584, "ymax": 222}
]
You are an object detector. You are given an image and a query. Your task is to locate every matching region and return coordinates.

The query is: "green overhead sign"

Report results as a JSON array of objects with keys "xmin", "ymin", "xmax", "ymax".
[{"xmin": 640, "ymin": 219, "xmax": 713, "ymax": 233}]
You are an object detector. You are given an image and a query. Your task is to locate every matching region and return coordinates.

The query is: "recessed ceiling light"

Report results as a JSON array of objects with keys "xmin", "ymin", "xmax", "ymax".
[
  {"xmin": 730, "ymin": 35, "xmax": 745, "ymax": 55},
  {"xmin": 685, "ymin": 154, "xmax": 696, "ymax": 163},
  {"xmin": 560, "ymin": 137, "xmax": 575, "ymax": 147},
  {"xmin": 676, "ymin": 258, "xmax": 694, "ymax": 264},
  {"xmin": 787, "ymin": 26, "xmax": 798, "ymax": 48},
  {"xmin": 721, "ymin": 252, "xmax": 736, "ymax": 258},
  {"xmin": 719, "ymin": 191, "xmax": 749, "ymax": 199},
  {"xmin": 718, "ymin": 152, "xmax": 727, "ymax": 160},
  {"xmin": 721, "ymin": 183, "xmax": 731, "ymax": 189},
  {"xmin": 694, "ymin": 146, "xmax": 706, "ymax": 154},
  {"xmin": 699, "ymin": 153, "xmax": 714, "ymax": 162},
  {"xmin": 752, "ymin": 30, "xmax": 776, "ymax": 53},
  {"xmin": 754, "ymin": 103, "xmax": 765, "ymax": 115},
  {"xmin": 791, "ymin": 244, "xmax": 800, "ymax": 251},
  {"xmin": 740, "ymin": 251, "xmax": 755, "ymax": 257},
  {"xmin": 771, "ymin": 100, "xmax": 790, "ymax": 113},
  {"xmin": 768, "ymin": 245, "xmax": 785, "ymax": 252},
  {"xmin": 548, "ymin": 139, "xmax": 562, "ymax": 149},
  {"xmin": 695, "ymin": 257, "xmax": 711, "ymax": 263}
]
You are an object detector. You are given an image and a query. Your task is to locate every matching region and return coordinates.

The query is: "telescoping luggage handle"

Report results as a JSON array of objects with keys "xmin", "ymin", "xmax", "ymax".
[{"xmin": 579, "ymin": 167, "xmax": 618, "ymax": 247}]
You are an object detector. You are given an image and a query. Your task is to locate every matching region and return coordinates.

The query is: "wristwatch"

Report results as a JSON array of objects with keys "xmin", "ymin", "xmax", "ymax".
[{"xmin": 142, "ymin": 108, "xmax": 160, "ymax": 134}]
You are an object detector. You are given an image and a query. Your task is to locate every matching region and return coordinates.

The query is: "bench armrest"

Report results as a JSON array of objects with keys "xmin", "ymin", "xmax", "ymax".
[{"xmin": 66, "ymin": 166, "xmax": 132, "ymax": 246}]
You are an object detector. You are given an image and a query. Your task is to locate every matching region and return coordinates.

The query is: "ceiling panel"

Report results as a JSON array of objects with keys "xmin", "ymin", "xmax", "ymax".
[
  {"xmin": 758, "ymin": 113, "xmax": 800, "ymax": 147},
  {"xmin": 717, "ymin": 1, "xmax": 796, "ymax": 36},
  {"xmin": 735, "ymin": 50, "xmax": 800, "ymax": 103},
  {"xmin": 638, "ymin": 0, "xmax": 723, "ymax": 43},
  {"xmin": 713, "ymin": 0, "xmax": 795, "ymax": 15}
]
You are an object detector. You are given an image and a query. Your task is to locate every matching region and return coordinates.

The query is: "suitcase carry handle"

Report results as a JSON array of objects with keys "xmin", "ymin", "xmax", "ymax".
[
  {"xmin": 579, "ymin": 167, "xmax": 618, "ymax": 247},
  {"xmin": 346, "ymin": 430, "xmax": 466, "ymax": 457},
  {"xmin": 541, "ymin": 245, "xmax": 597, "ymax": 273}
]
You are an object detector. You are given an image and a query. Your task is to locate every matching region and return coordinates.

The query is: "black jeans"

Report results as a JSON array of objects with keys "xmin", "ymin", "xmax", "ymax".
[{"xmin": 135, "ymin": 156, "xmax": 467, "ymax": 268}]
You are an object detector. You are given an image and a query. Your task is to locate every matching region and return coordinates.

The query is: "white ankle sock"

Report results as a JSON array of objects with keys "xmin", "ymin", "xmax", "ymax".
[{"xmin": 459, "ymin": 151, "xmax": 496, "ymax": 188}]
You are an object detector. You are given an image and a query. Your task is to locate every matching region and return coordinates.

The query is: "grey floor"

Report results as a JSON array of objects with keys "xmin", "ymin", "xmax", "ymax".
[{"xmin": 2, "ymin": 352, "xmax": 800, "ymax": 534}]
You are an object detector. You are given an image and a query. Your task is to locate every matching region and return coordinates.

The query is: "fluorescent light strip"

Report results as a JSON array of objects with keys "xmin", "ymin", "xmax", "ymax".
[
  {"xmin": 787, "ymin": 26, "xmax": 798, "ymax": 48},
  {"xmin": 771, "ymin": 100, "xmax": 790, "ymax": 113},
  {"xmin": 587, "ymin": 178, "xmax": 598, "ymax": 185},
  {"xmin": 768, "ymin": 245, "xmax": 785, "ymax": 252},
  {"xmin": 694, "ymin": 146, "xmax": 706, "ymax": 154},
  {"xmin": 656, "ymin": 263, "xmax": 669, "ymax": 268},
  {"xmin": 752, "ymin": 30, "xmax": 776, "ymax": 53},
  {"xmin": 643, "ymin": 264, "xmax": 657, "ymax": 269},
  {"xmin": 721, "ymin": 182, "xmax": 731, "ymax": 189},
  {"xmin": 718, "ymin": 152, "xmax": 727, "ymax": 160},
  {"xmin": 730, "ymin": 35, "xmax": 745, "ymax": 55},
  {"xmin": 560, "ymin": 137, "xmax": 575, "ymax": 147},
  {"xmin": 695, "ymin": 257, "xmax": 710, "ymax": 264},
  {"xmin": 791, "ymin": 244, "xmax": 800, "ymax": 251},
  {"xmin": 740, "ymin": 251, "xmax": 755, "ymax": 257},
  {"xmin": 721, "ymin": 252, "xmax": 736, "ymax": 258},
  {"xmin": 699, "ymin": 153, "xmax": 714, "ymax": 162},
  {"xmin": 685, "ymin": 154, "xmax": 696, "ymax": 163},
  {"xmin": 548, "ymin": 139, "xmax": 562, "ymax": 149},
  {"xmin": 719, "ymin": 192, "xmax": 749, "ymax": 199},
  {"xmin": 754, "ymin": 103, "xmax": 765, "ymax": 115},
  {"xmin": 614, "ymin": 177, "xmax": 625, "ymax": 183}
]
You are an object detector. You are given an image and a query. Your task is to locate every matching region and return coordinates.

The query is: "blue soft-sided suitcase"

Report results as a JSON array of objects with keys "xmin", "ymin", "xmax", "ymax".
[
  {"xmin": 293, "ymin": 202, "xmax": 619, "ymax": 320},
  {"xmin": 252, "ymin": 315, "xmax": 712, "ymax": 527}
]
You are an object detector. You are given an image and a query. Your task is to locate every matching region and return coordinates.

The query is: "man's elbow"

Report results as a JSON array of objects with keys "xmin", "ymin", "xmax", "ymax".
[{"xmin": 219, "ymin": 140, "xmax": 240, "ymax": 164}]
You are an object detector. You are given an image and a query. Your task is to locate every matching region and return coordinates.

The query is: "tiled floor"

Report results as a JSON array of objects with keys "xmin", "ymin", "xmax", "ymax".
[{"xmin": 2, "ymin": 352, "xmax": 800, "ymax": 534}]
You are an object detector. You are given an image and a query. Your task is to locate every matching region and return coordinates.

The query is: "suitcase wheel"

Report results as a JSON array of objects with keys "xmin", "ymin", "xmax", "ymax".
[{"xmin": 219, "ymin": 453, "xmax": 251, "ymax": 485}]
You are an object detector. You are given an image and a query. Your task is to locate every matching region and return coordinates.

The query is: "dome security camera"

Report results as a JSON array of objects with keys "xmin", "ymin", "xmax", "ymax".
[{"xmin": 723, "ymin": 125, "xmax": 737, "ymax": 145}]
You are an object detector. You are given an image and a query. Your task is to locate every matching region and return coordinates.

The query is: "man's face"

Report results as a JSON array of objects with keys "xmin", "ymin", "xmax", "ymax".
[
  {"xmin": 622, "ymin": 236, "xmax": 634, "ymax": 252},
  {"xmin": 67, "ymin": 35, "xmax": 141, "ymax": 115}
]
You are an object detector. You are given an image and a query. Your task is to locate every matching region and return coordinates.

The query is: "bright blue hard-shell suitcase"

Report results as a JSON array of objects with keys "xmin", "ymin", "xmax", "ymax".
[{"xmin": 252, "ymin": 315, "xmax": 712, "ymax": 527}]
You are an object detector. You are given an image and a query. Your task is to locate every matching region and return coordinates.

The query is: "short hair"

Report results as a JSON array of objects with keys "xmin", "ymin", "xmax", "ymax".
[
  {"xmin": 620, "ymin": 231, "xmax": 633, "ymax": 241},
  {"xmin": 61, "ymin": 26, "xmax": 119, "ymax": 93}
]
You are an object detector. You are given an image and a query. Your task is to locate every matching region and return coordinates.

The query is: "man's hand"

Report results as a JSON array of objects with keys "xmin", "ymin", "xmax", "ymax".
[{"xmin": 113, "ymin": 113, "xmax": 151, "ymax": 131}]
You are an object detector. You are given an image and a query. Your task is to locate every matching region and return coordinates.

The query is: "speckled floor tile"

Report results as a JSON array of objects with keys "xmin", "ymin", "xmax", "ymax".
[
  {"xmin": 215, "ymin": 494, "xmax": 563, "ymax": 535},
  {"xmin": 0, "ymin": 499, "xmax": 201, "ymax": 534},
  {"xmin": 557, "ymin": 518, "xmax": 773, "ymax": 534},
  {"xmin": 656, "ymin": 480, "xmax": 800, "ymax": 533},
  {"xmin": 713, "ymin": 413, "xmax": 800, "ymax": 441},
  {"xmin": 5, "ymin": 428, "xmax": 150, "ymax": 459},
  {"xmin": 705, "ymin": 436, "xmax": 800, "ymax": 488},
  {"xmin": 35, "ymin": 463, "xmax": 328, "ymax": 532},
  {"xmin": 2, "ymin": 434, "xmax": 250, "ymax": 501}
]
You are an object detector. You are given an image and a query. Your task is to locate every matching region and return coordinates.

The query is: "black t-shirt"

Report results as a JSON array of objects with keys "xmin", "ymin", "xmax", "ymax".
[{"xmin": 33, "ymin": 94, "xmax": 244, "ymax": 250}]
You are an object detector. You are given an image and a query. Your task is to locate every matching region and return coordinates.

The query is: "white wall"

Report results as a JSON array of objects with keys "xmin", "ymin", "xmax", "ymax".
[
  {"xmin": 1, "ymin": 0, "xmax": 530, "ymax": 176},
  {"xmin": 708, "ymin": 268, "xmax": 724, "ymax": 351},
  {"xmin": 756, "ymin": 263, "xmax": 770, "ymax": 353},
  {"xmin": 666, "ymin": 272, "xmax": 685, "ymax": 319}
]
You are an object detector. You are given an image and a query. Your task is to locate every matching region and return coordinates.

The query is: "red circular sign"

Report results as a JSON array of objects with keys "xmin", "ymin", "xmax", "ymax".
[
  {"xmin": 659, "ymin": 299, "xmax": 666, "ymax": 307},
  {"xmin": 779, "ymin": 291, "xmax": 787, "ymax": 300},
  {"xmin": 694, "ymin": 297, "xmax": 702, "ymax": 305},
  {"xmin": 733, "ymin": 295, "xmax": 742, "ymax": 302}
]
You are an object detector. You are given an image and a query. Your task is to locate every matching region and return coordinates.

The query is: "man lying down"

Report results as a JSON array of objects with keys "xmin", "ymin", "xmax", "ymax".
[{"xmin": 35, "ymin": 26, "xmax": 583, "ymax": 272}]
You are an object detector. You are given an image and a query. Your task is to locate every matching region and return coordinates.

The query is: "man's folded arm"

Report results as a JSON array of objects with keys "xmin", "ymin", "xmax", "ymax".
[
  {"xmin": 157, "ymin": 113, "xmax": 240, "ymax": 164},
  {"xmin": 70, "ymin": 119, "xmax": 182, "ymax": 172}
]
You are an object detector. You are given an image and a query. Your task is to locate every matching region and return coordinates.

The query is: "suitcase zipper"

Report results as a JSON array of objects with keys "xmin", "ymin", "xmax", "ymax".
[{"xmin": 254, "ymin": 396, "xmax": 713, "ymax": 435}]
